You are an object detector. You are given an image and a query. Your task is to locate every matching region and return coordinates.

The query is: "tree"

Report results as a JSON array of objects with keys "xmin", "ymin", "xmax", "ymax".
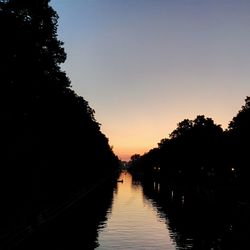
[
  {"xmin": 0, "ymin": 0, "xmax": 118, "ymax": 233},
  {"xmin": 130, "ymin": 115, "xmax": 224, "ymax": 183},
  {"xmin": 227, "ymin": 97, "xmax": 250, "ymax": 182},
  {"xmin": 228, "ymin": 96, "xmax": 250, "ymax": 136},
  {"xmin": 169, "ymin": 119, "xmax": 193, "ymax": 139}
]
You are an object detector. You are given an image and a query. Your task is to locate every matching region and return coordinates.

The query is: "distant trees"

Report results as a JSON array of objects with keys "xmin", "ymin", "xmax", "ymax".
[
  {"xmin": 0, "ymin": 0, "xmax": 118, "ymax": 233},
  {"xmin": 169, "ymin": 115, "xmax": 223, "ymax": 141},
  {"xmin": 129, "ymin": 105, "xmax": 249, "ymax": 187},
  {"xmin": 161, "ymin": 116, "xmax": 224, "ymax": 183},
  {"xmin": 130, "ymin": 154, "xmax": 141, "ymax": 161},
  {"xmin": 167, "ymin": 115, "xmax": 223, "ymax": 163},
  {"xmin": 129, "ymin": 96, "xmax": 250, "ymax": 197}
]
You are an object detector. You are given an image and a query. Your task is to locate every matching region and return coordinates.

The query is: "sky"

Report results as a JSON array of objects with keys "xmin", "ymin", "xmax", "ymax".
[{"xmin": 51, "ymin": 0, "xmax": 250, "ymax": 161}]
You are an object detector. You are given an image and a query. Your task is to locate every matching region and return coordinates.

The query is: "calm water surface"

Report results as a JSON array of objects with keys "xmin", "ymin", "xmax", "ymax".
[
  {"xmin": 13, "ymin": 170, "xmax": 250, "ymax": 250},
  {"xmin": 95, "ymin": 171, "xmax": 176, "ymax": 250}
]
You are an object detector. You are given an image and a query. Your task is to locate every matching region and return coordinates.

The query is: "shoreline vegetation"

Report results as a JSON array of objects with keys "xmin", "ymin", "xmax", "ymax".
[
  {"xmin": 129, "ymin": 97, "xmax": 250, "ymax": 201},
  {"xmin": 129, "ymin": 96, "xmax": 250, "ymax": 194},
  {"xmin": 128, "ymin": 98, "xmax": 250, "ymax": 248},
  {"xmin": 128, "ymin": 97, "xmax": 250, "ymax": 248},
  {"xmin": 0, "ymin": 0, "xmax": 119, "ymax": 246}
]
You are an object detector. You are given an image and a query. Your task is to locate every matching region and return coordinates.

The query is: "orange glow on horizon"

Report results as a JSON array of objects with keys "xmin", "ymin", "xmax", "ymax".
[
  {"xmin": 111, "ymin": 140, "xmax": 158, "ymax": 160},
  {"xmin": 113, "ymin": 146, "xmax": 151, "ymax": 161},
  {"xmin": 104, "ymin": 112, "xmax": 231, "ymax": 162},
  {"xmin": 53, "ymin": 0, "xmax": 250, "ymax": 165},
  {"xmin": 115, "ymin": 150, "xmax": 148, "ymax": 162}
]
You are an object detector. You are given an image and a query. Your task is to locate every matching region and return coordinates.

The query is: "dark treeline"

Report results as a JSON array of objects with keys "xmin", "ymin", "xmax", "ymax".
[
  {"xmin": 0, "ymin": 0, "xmax": 118, "ymax": 241},
  {"xmin": 129, "ymin": 96, "xmax": 250, "ymax": 201}
]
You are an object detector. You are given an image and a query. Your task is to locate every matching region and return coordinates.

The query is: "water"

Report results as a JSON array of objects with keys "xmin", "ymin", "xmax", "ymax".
[
  {"xmin": 95, "ymin": 172, "xmax": 176, "ymax": 249},
  {"xmin": 13, "ymin": 170, "xmax": 250, "ymax": 250}
]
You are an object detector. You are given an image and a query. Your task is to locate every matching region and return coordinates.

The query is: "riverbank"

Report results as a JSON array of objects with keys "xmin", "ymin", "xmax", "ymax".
[{"xmin": 0, "ymin": 170, "xmax": 119, "ymax": 249}]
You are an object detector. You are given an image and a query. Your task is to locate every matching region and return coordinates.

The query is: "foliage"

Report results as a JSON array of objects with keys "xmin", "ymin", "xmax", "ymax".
[
  {"xmin": 130, "ymin": 115, "xmax": 228, "ymax": 184},
  {"xmin": 228, "ymin": 96, "xmax": 250, "ymax": 136},
  {"xmin": 227, "ymin": 96, "xmax": 250, "ymax": 181},
  {"xmin": 0, "ymin": 0, "xmax": 118, "ymax": 233}
]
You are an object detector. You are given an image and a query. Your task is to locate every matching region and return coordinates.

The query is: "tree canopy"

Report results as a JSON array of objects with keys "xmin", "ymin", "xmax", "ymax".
[
  {"xmin": 228, "ymin": 96, "xmax": 250, "ymax": 136},
  {"xmin": 0, "ymin": 0, "xmax": 119, "ymax": 234}
]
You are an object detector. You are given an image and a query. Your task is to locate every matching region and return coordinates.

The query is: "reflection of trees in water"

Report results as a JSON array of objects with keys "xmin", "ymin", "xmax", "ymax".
[
  {"xmin": 141, "ymin": 178, "xmax": 250, "ymax": 250},
  {"xmin": 14, "ymin": 182, "xmax": 116, "ymax": 250}
]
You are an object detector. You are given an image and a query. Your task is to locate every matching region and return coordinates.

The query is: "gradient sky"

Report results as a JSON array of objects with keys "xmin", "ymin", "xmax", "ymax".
[{"xmin": 51, "ymin": 0, "xmax": 250, "ymax": 160}]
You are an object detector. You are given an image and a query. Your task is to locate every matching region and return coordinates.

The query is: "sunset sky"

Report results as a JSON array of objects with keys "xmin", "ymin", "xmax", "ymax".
[{"xmin": 51, "ymin": 0, "xmax": 250, "ymax": 161}]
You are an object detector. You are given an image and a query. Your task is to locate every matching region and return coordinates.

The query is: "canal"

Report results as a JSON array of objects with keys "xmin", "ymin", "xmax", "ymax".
[
  {"xmin": 96, "ymin": 171, "xmax": 176, "ymax": 249},
  {"xmin": 14, "ymin": 171, "xmax": 250, "ymax": 249}
]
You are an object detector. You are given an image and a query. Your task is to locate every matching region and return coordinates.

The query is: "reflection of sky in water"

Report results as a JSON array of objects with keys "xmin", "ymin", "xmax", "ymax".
[{"xmin": 95, "ymin": 172, "xmax": 176, "ymax": 250}]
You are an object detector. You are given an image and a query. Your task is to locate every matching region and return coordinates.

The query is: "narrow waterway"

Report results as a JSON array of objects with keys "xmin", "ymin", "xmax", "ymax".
[
  {"xmin": 11, "ymin": 170, "xmax": 250, "ymax": 249},
  {"xmin": 95, "ymin": 171, "xmax": 176, "ymax": 250}
]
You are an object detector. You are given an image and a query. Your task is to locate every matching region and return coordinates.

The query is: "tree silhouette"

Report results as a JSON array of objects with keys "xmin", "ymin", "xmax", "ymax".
[
  {"xmin": 169, "ymin": 119, "xmax": 193, "ymax": 139},
  {"xmin": 129, "ymin": 115, "xmax": 225, "ymax": 186},
  {"xmin": 228, "ymin": 96, "xmax": 250, "ymax": 139},
  {"xmin": 0, "ymin": 0, "xmax": 118, "ymax": 237},
  {"xmin": 228, "ymin": 96, "xmax": 250, "ymax": 188}
]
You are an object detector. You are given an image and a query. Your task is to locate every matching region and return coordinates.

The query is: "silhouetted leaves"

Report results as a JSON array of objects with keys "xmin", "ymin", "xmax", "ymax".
[
  {"xmin": 129, "ymin": 101, "xmax": 250, "ymax": 195},
  {"xmin": 0, "ymin": 0, "xmax": 118, "ymax": 240}
]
